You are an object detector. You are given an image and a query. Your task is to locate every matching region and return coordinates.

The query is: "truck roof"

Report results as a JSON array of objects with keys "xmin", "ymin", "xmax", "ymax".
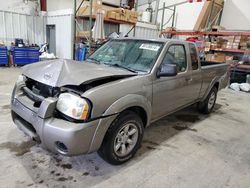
[{"xmin": 113, "ymin": 37, "xmax": 190, "ymax": 44}]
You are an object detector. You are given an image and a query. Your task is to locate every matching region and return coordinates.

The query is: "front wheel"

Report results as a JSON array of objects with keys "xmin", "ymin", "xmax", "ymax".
[
  {"xmin": 98, "ymin": 111, "xmax": 144, "ymax": 165},
  {"xmin": 198, "ymin": 87, "xmax": 218, "ymax": 114}
]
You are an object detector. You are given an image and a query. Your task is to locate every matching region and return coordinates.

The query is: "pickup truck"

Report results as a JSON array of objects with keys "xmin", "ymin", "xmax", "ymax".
[{"xmin": 11, "ymin": 38, "xmax": 229, "ymax": 165}]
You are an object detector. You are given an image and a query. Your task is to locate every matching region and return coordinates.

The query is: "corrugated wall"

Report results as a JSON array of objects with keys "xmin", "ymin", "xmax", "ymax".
[
  {"xmin": 46, "ymin": 10, "xmax": 74, "ymax": 59},
  {"xmin": 0, "ymin": 10, "xmax": 46, "ymax": 46},
  {"xmin": 120, "ymin": 22, "xmax": 160, "ymax": 38},
  {"xmin": 0, "ymin": 10, "xmax": 73, "ymax": 59}
]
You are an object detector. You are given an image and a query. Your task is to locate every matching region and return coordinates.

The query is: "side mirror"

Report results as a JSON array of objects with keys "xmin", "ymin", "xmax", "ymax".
[{"xmin": 157, "ymin": 64, "xmax": 178, "ymax": 78}]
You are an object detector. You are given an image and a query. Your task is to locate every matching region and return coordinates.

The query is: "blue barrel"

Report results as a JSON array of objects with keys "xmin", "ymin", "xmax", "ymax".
[{"xmin": 76, "ymin": 47, "xmax": 87, "ymax": 61}]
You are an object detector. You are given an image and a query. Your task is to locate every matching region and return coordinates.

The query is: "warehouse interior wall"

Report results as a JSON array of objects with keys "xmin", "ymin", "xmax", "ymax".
[
  {"xmin": 47, "ymin": 0, "xmax": 121, "ymax": 11},
  {"xmin": 45, "ymin": 9, "xmax": 74, "ymax": 59},
  {"xmin": 220, "ymin": 0, "xmax": 250, "ymax": 30},
  {"xmin": 0, "ymin": 9, "xmax": 73, "ymax": 59},
  {"xmin": 0, "ymin": 0, "xmax": 39, "ymax": 15},
  {"xmin": 0, "ymin": 10, "xmax": 45, "ymax": 46}
]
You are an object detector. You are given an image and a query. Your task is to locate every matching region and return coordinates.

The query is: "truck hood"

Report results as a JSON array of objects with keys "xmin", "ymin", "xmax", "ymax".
[{"xmin": 22, "ymin": 59, "xmax": 136, "ymax": 87}]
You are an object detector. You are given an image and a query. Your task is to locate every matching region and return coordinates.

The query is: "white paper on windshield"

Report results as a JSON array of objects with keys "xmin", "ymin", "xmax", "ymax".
[{"xmin": 139, "ymin": 44, "xmax": 160, "ymax": 51}]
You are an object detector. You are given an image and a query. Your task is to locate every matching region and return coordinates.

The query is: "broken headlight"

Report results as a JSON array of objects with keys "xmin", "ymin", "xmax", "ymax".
[{"xmin": 56, "ymin": 93, "xmax": 90, "ymax": 121}]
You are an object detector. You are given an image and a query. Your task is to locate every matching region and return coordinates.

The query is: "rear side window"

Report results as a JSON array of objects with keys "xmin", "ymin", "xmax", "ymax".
[
  {"xmin": 162, "ymin": 45, "xmax": 187, "ymax": 73},
  {"xmin": 189, "ymin": 43, "xmax": 199, "ymax": 70}
]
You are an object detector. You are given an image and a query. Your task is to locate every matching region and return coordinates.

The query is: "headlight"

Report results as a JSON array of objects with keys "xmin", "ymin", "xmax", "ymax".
[{"xmin": 56, "ymin": 93, "xmax": 90, "ymax": 121}]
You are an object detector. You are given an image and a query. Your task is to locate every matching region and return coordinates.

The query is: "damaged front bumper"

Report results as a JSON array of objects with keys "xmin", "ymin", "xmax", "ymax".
[{"xmin": 10, "ymin": 81, "xmax": 117, "ymax": 156}]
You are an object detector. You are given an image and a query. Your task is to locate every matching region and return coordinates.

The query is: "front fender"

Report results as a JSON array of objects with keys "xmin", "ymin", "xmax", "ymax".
[
  {"xmin": 88, "ymin": 94, "xmax": 151, "ymax": 153},
  {"xmin": 103, "ymin": 94, "xmax": 152, "ymax": 124}
]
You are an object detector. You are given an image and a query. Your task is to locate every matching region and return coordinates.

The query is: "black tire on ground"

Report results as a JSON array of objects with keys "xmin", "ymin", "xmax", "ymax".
[
  {"xmin": 198, "ymin": 87, "xmax": 218, "ymax": 114},
  {"xmin": 98, "ymin": 110, "xmax": 144, "ymax": 165}
]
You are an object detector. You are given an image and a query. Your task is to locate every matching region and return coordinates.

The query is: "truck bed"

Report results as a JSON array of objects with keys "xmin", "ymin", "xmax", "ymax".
[
  {"xmin": 199, "ymin": 61, "xmax": 229, "ymax": 99},
  {"xmin": 200, "ymin": 61, "xmax": 224, "ymax": 67}
]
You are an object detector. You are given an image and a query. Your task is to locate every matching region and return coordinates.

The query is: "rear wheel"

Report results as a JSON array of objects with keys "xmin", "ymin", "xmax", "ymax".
[
  {"xmin": 198, "ymin": 87, "xmax": 218, "ymax": 114},
  {"xmin": 98, "ymin": 110, "xmax": 144, "ymax": 165}
]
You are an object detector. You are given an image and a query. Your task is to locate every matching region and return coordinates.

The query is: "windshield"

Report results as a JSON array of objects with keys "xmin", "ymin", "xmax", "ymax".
[{"xmin": 87, "ymin": 39, "xmax": 164, "ymax": 73}]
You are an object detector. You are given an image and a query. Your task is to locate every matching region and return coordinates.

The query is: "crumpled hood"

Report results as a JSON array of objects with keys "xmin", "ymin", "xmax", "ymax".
[{"xmin": 22, "ymin": 59, "xmax": 136, "ymax": 87}]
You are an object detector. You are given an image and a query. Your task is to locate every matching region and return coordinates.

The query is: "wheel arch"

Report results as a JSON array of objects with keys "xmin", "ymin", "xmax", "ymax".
[
  {"xmin": 201, "ymin": 79, "xmax": 220, "ymax": 102},
  {"xmin": 88, "ymin": 94, "xmax": 151, "ymax": 153}
]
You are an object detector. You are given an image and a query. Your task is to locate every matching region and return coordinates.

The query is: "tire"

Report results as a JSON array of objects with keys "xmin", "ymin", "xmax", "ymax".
[
  {"xmin": 198, "ymin": 87, "xmax": 218, "ymax": 114},
  {"xmin": 98, "ymin": 110, "xmax": 144, "ymax": 165}
]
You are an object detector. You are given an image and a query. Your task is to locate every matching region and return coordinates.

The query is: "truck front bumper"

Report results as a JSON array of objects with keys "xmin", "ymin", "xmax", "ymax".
[{"xmin": 11, "ymin": 84, "xmax": 116, "ymax": 156}]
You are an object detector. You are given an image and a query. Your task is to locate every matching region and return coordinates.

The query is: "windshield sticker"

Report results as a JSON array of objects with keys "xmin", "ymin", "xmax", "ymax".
[{"xmin": 139, "ymin": 44, "xmax": 160, "ymax": 51}]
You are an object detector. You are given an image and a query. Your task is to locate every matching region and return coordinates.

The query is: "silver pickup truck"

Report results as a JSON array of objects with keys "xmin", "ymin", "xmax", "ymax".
[{"xmin": 11, "ymin": 38, "xmax": 229, "ymax": 164}]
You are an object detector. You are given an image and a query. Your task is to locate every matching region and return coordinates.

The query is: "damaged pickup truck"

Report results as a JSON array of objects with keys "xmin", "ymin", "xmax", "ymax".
[{"xmin": 11, "ymin": 38, "xmax": 229, "ymax": 164}]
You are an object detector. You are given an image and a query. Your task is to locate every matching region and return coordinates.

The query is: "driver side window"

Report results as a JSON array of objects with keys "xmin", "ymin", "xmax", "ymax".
[{"xmin": 162, "ymin": 45, "xmax": 187, "ymax": 73}]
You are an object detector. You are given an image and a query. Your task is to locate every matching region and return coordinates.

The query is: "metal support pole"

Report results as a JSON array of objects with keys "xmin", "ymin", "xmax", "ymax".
[
  {"xmin": 158, "ymin": 0, "xmax": 188, "ymax": 11},
  {"xmin": 154, "ymin": 0, "xmax": 160, "ymax": 24},
  {"xmin": 89, "ymin": 0, "xmax": 93, "ymax": 49},
  {"xmin": 172, "ymin": 6, "xmax": 176, "ymax": 27},
  {"xmin": 161, "ymin": 2, "xmax": 165, "ymax": 32},
  {"xmin": 73, "ymin": 0, "xmax": 76, "ymax": 60},
  {"xmin": 133, "ymin": 0, "xmax": 138, "ymax": 37}
]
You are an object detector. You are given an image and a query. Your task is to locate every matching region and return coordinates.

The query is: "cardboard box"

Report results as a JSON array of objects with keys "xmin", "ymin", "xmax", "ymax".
[
  {"xmin": 234, "ymin": 39, "xmax": 240, "ymax": 43},
  {"xmin": 206, "ymin": 53, "xmax": 226, "ymax": 63},
  {"xmin": 93, "ymin": 0, "xmax": 102, "ymax": 8},
  {"xmin": 76, "ymin": 31, "xmax": 90, "ymax": 38},
  {"xmin": 204, "ymin": 42, "xmax": 211, "ymax": 52},
  {"xmin": 115, "ymin": 12, "xmax": 121, "ymax": 20},
  {"xmin": 107, "ymin": 8, "xmax": 138, "ymax": 23},
  {"xmin": 232, "ymin": 45, "xmax": 239, "ymax": 49},
  {"xmin": 240, "ymin": 42, "xmax": 247, "ymax": 47},
  {"xmin": 240, "ymin": 46, "xmax": 248, "ymax": 50},
  {"xmin": 234, "ymin": 36, "xmax": 241, "ymax": 41},
  {"xmin": 227, "ymin": 36, "xmax": 235, "ymax": 42},
  {"xmin": 107, "ymin": 11, "xmax": 116, "ymax": 19},
  {"xmin": 225, "ymin": 56, "xmax": 233, "ymax": 63},
  {"xmin": 120, "ymin": 14, "xmax": 127, "ymax": 21},
  {"xmin": 78, "ymin": 2, "xmax": 114, "ymax": 17}
]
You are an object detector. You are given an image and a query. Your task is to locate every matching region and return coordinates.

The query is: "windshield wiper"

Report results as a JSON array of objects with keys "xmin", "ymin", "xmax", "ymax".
[
  {"xmin": 103, "ymin": 63, "xmax": 138, "ymax": 73},
  {"xmin": 86, "ymin": 57, "xmax": 100, "ymax": 64}
]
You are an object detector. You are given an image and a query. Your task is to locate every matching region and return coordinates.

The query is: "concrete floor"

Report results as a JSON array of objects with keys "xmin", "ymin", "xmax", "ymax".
[{"xmin": 0, "ymin": 67, "xmax": 250, "ymax": 188}]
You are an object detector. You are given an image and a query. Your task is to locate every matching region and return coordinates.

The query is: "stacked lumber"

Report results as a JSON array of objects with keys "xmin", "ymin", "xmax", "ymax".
[{"xmin": 194, "ymin": 0, "xmax": 224, "ymax": 31}]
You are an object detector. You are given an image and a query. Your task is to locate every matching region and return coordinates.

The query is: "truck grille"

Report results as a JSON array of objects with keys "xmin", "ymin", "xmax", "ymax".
[{"xmin": 22, "ymin": 78, "xmax": 60, "ymax": 105}]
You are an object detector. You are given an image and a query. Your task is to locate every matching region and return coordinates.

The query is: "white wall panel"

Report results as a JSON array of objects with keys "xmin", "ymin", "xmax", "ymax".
[
  {"xmin": 46, "ymin": 10, "xmax": 74, "ymax": 59},
  {"xmin": 220, "ymin": 0, "xmax": 250, "ymax": 30},
  {"xmin": 120, "ymin": 22, "xmax": 159, "ymax": 38},
  {"xmin": 0, "ymin": 0, "xmax": 38, "ymax": 14},
  {"xmin": 0, "ymin": 10, "xmax": 45, "ymax": 46}
]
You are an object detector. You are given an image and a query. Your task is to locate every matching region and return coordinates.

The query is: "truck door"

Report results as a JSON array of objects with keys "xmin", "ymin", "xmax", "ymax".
[
  {"xmin": 152, "ymin": 43, "xmax": 191, "ymax": 120},
  {"xmin": 187, "ymin": 43, "xmax": 202, "ymax": 101}
]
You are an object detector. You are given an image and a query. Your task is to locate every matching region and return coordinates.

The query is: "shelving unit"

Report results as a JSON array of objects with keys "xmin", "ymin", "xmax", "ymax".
[
  {"xmin": 212, "ymin": 48, "xmax": 250, "ymax": 53},
  {"xmin": 76, "ymin": 15, "xmax": 137, "ymax": 25},
  {"xmin": 161, "ymin": 30, "xmax": 250, "ymax": 83},
  {"xmin": 73, "ymin": 0, "xmax": 137, "ymax": 59},
  {"xmin": 161, "ymin": 31, "xmax": 250, "ymax": 37}
]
